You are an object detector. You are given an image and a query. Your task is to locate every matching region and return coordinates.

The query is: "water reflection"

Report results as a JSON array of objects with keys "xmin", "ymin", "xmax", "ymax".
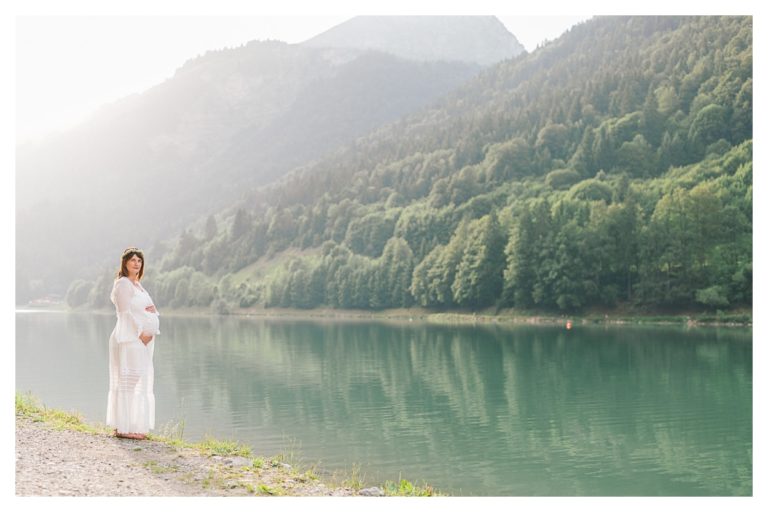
[{"xmin": 16, "ymin": 312, "xmax": 751, "ymax": 495}]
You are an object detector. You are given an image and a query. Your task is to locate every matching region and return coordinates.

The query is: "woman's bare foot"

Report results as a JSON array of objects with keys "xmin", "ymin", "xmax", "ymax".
[{"xmin": 114, "ymin": 431, "xmax": 147, "ymax": 440}]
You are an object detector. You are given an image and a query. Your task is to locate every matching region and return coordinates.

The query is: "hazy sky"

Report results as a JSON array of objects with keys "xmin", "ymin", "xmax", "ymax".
[
  {"xmin": 15, "ymin": 14, "xmax": 591, "ymax": 141},
  {"xmin": 13, "ymin": 0, "xmax": 761, "ymax": 141}
]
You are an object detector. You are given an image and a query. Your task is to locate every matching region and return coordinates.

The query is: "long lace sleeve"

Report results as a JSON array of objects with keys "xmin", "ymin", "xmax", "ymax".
[{"xmin": 111, "ymin": 278, "xmax": 141, "ymax": 344}]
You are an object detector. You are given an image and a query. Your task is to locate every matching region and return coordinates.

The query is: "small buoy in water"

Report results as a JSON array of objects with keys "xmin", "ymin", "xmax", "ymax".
[{"xmin": 566, "ymin": 320, "xmax": 573, "ymax": 330}]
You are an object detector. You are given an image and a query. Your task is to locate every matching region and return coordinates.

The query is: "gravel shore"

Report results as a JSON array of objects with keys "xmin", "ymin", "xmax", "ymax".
[{"xmin": 15, "ymin": 416, "xmax": 360, "ymax": 497}]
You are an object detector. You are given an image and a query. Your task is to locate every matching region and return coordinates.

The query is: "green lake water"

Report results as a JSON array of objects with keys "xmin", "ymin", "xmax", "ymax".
[{"xmin": 16, "ymin": 311, "xmax": 752, "ymax": 496}]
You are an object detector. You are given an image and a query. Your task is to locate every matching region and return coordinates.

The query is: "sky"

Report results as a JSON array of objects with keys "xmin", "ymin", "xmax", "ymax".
[
  {"xmin": 14, "ymin": 14, "xmax": 590, "ymax": 141},
  {"xmin": 11, "ymin": 0, "xmax": 764, "ymax": 141}
]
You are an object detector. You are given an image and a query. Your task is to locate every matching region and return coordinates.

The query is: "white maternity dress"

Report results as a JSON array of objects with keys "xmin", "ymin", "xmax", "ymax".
[{"xmin": 106, "ymin": 276, "xmax": 159, "ymax": 434}]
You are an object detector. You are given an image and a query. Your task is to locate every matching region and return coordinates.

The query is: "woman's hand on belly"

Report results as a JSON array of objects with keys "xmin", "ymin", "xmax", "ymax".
[
  {"xmin": 139, "ymin": 332, "xmax": 153, "ymax": 345},
  {"xmin": 145, "ymin": 305, "xmax": 157, "ymax": 314}
]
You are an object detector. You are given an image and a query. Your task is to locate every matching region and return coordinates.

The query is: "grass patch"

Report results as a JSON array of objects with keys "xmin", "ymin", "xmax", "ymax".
[
  {"xmin": 143, "ymin": 460, "xmax": 179, "ymax": 474},
  {"xmin": 383, "ymin": 478, "xmax": 439, "ymax": 497},
  {"xmin": 303, "ymin": 466, "xmax": 320, "ymax": 482},
  {"xmin": 152, "ymin": 419, "xmax": 186, "ymax": 443},
  {"xmin": 202, "ymin": 470, "xmax": 215, "ymax": 489},
  {"xmin": 274, "ymin": 434, "xmax": 303, "ymax": 468},
  {"xmin": 341, "ymin": 464, "xmax": 366, "ymax": 491},
  {"xmin": 384, "ymin": 478, "xmax": 438, "ymax": 496},
  {"xmin": 257, "ymin": 483, "xmax": 280, "ymax": 495},
  {"xmin": 232, "ymin": 248, "xmax": 322, "ymax": 282},
  {"xmin": 192, "ymin": 436, "xmax": 253, "ymax": 458},
  {"xmin": 15, "ymin": 392, "xmax": 107, "ymax": 435},
  {"xmin": 15, "ymin": 392, "xmax": 40, "ymax": 417}
]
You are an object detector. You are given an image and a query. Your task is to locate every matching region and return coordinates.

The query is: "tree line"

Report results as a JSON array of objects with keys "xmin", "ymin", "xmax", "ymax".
[{"xmin": 67, "ymin": 16, "xmax": 752, "ymax": 314}]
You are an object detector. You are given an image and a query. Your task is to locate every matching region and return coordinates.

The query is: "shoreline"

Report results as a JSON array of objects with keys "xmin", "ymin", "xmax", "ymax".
[
  {"xmin": 15, "ymin": 393, "xmax": 437, "ymax": 497},
  {"xmin": 23, "ymin": 304, "xmax": 753, "ymax": 328}
]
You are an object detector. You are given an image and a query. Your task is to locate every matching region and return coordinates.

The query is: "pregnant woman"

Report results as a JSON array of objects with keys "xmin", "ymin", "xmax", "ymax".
[{"xmin": 106, "ymin": 247, "xmax": 159, "ymax": 440}]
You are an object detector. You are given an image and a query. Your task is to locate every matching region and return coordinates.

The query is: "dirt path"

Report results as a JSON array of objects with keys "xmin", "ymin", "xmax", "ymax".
[{"xmin": 15, "ymin": 416, "xmax": 360, "ymax": 497}]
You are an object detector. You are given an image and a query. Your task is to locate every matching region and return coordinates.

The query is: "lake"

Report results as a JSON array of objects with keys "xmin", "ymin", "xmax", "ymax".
[{"xmin": 15, "ymin": 310, "xmax": 752, "ymax": 496}]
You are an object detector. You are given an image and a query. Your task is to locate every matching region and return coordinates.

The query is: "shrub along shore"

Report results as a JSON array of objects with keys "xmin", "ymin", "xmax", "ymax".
[
  {"xmin": 153, "ymin": 305, "xmax": 752, "ymax": 328},
  {"xmin": 36, "ymin": 302, "xmax": 752, "ymax": 328}
]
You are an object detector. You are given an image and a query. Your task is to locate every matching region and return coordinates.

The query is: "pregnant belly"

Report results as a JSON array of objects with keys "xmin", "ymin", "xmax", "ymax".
[{"xmin": 141, "ymin": 312, "xmax": 160, "ymax": 336}]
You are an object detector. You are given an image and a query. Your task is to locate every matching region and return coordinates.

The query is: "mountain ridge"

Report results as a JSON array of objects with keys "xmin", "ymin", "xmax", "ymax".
[
  {"xmin": 302, "ymin": 15, "xmax": 525, "ymax": 65},
  {"xmin": 130, "ymin": 15, "xmax": 752, "ymax": 315},
  {"xmin": 16, "ymin": 16, "xmax": 519, "ymax": 302}
]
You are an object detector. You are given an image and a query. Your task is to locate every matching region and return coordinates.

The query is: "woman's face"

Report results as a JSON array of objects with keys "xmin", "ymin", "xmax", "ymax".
[{"xmin": 125, "ymin": 254, "xmax": 143, "ymax": 278}]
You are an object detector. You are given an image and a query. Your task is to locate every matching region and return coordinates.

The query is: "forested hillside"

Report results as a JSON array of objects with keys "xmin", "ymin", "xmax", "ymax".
[
  {"xmin": 16, "ymin": 37, "xmax": 483, "ymax": 303},
  {"xmin": 69, "ymin": 16, "xmax": 752, "ymax": 314}
]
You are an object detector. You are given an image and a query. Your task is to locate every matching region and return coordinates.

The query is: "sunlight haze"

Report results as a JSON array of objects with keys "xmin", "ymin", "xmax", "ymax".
[{"xmin": 15, "ymin": 15, "xmax": 589, "ymax": 142}]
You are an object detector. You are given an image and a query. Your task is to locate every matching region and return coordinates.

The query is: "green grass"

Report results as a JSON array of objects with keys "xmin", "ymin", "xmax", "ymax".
[
  {"xmin": 257, "ymin": 483, "xmax": 280, "ymax": 495},
  {"xmin": 193, "ymin": 436, "xmax": 253, "ymax": 458},
  {"xmin": 340, "ymin": 464, "xmax": 365, "ymax": 491},
  {"xmin": 231, "ymin": 248, "xmax": 321, "ymax": 286},
  {"xmin": 149, "ymin": 424, "xmax": 255, "ymax": 461},
  {"xmin": 143, "ymin": 460, "xmax": 179, "ymax": 474},
  {"xmin": 383, "ymin": 478, "xmax": 439, "ymax": 497},
  {"xmin": 16, "ymin": 392, "xmax": 443, "ymax": 496},
  {"xmin": 156, "ymin": 418, "xmax": 186, "ymax": 441},
  {"xmin": 15, "ymin": 392, "xmax": 39, "ymax": 417},
  {"xmin": 15, "ymin": 392, "xmax": 108, "ymax": 435}
]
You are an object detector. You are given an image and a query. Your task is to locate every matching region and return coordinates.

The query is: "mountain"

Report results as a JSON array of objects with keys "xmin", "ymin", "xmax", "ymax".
[
  {"xmin": 126, "ymin": 16, "xmax": 751, "ymax": 315},
  {"xmin": 17, "ymin": 15, "xmax": 524, "ymax": 303},
  {"xmin": 302, "ymin": 16, "xmax": 525, "ymax": 65}
]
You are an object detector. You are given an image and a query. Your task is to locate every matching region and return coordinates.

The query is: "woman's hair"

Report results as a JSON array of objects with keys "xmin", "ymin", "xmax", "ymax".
[{"xmin": 117, "ymin": 247, "xmax": 145, "ymax": 280}]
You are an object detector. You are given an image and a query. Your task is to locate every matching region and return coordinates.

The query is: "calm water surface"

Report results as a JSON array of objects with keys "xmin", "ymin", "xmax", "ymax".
[{"xmin": 16, "ymin": 311, "xmax": 752, "ymax": 496}]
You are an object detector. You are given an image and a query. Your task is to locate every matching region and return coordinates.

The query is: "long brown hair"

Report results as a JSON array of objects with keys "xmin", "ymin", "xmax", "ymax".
[{"xmin": 117, "ymin": 248, "xmax": 145, "ymax": 280}]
